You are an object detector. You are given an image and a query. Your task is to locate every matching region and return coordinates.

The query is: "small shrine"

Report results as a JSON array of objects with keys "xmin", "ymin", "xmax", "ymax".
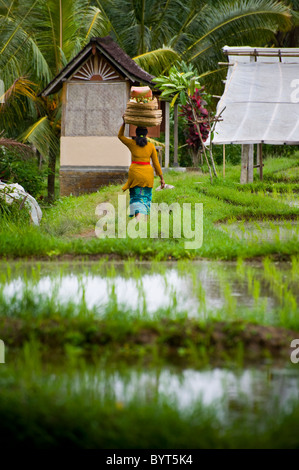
[{"xmin": 41, "ymin": 36, "xmax": 165, "ymax": 196}]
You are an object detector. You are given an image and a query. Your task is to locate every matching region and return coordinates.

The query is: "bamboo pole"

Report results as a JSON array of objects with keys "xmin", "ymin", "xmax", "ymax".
[
  {"xmin": 223, "ymin": 144, "xmax": 225, "ymax": 177},
  {"xmin": 173, "ymin": 103, "xmax": 179, "ymax": 167},
  {"xmin": 207, "ymin": 114, "xmax": 218, "ymax": 177},
  {"xmin": 164, "ymin": 101, "xmax": 170, "ymax": 168},
  {"xmin": 198, "ymin": 130, "xmax": 213, "ymax": 183},
  {"xmin": 223, "ymin": 50, "xmax": 299, "ymax": 58}
]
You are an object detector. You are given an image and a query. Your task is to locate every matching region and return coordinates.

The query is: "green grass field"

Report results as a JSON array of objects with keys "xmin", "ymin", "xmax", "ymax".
[{"xmin": 1, "ymin": 155, "xmax": 299, "ymax": 260}]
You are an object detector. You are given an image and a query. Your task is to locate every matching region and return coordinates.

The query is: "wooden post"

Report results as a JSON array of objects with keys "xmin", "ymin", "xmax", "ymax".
[
  {"xmin": 164, "ymin": 101, "xmax": 170, "ymax": 168},
  {"xmin": 173, "ymin": 102, "xmax": 179, "ymax": 167},
  {"xmin": 240, "ymin": 144, "xmax": 248, "ymax": 183},
  {"xmin": 241, "ymin": 144, "xmax": 253, "ymax": 183},
  {"xmin": 156, "ymin": 146, "xmax": 163, "ymax": 166},
  {"xmin": 223, "ymin": 144, "xmax": 225, "ymax": 177},
  {"xmin": 258, "ymin": 143, "xmax": 263, "ymax": 181},
  {"xmin": 243, "ymin": 51, "xmax": 255, "ymax": 185},
  {"xmin": 94, "ymin": 51, "xmax": 99, "ymax": 73},
  {"xmin": 247, "ymin": 144, "xmax": 254, "ymax": 183}
]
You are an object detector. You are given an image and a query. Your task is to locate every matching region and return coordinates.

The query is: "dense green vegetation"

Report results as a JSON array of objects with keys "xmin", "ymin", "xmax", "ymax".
[
  {"xmin": 0, "ymin": 0, "xmax": 297, "ymax": 199},
  {"xmin": 1, "ymin": 0, "xmax": 299, "ymax": 451}
]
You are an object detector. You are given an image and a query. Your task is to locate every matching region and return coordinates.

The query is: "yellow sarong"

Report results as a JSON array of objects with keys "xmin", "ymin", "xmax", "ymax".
[{"xmin": 118, "ymin": 123, "xmax": 163, "ymax": 191}]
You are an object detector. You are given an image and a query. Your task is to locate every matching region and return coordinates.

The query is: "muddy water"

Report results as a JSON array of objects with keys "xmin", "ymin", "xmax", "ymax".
[{"xmin": 0, "ymin": 259, "xmax": 297, "ymax": 317}]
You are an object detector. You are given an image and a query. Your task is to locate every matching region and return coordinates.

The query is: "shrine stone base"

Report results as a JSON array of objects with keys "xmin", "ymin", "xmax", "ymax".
[{"xmin": 59, "ymin": 166, "xmax": 128, "ymax": 196}]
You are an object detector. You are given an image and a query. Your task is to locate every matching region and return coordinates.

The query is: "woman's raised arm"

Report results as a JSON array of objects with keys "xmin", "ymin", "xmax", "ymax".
[{"xmin": 118, "ymin": 120, "xmax": 133, "ymax": 147}]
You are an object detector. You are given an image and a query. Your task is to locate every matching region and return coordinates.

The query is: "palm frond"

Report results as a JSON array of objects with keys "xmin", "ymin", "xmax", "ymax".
[
  {"xmin": 19, "ymin": 116, "xmax": 58, "ymax": 160},
  {"xmin": 84, "ymin": 6, "xmax": 111, "ymax": 40},
  {"xmin": 0, "ymin": 77, "xmax": 36, "ymax": 105},
  {"xmin": 28, "ymin": 35, "xmax": 51, "ymax": 82},
  {"xmin": 133, "ymin": 47, "xmax": 181, "ymax": 76},
  {"xmin": 185, "ymin": 0, "xmax": 293, "ymax": 59},
  {"xmin": 0, "ymin": 134, "xmax": 32, "ymax": 159}
]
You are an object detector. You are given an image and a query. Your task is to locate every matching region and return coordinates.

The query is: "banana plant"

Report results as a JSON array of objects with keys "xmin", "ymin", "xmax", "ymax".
[
  {"xmin": 154, "ymin": 65, "xmax": 201, "ymax": 106},
  {"xmin": 153, "ymin": 63, "xmax": 217, "ymax": 180}
]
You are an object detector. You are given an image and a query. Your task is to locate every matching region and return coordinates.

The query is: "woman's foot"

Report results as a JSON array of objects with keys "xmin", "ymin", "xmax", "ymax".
[{"xmin": 135, "ymin": 213, "xmax": 147, "ymax": 222}]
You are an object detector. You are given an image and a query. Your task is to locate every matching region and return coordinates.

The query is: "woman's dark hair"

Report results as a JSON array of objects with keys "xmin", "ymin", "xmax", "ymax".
[{"xmin": 135, "ymin": 127, "xmax": 148, "ymax": 147}]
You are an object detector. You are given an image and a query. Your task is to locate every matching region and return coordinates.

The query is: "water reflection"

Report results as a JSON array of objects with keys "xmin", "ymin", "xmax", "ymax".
[
  {"xmin": 0, "ymin": 259, "xmax": 298, "ymax": 317},
  {"xmin": 62, "ymin": 365, "xmax": 299, "ymax": 418}
]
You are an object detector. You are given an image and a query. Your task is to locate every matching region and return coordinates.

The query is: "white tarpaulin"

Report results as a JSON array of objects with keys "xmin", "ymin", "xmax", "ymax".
[{"xmin": 212, "ymin": 60, "xmax": 299, "ymax": 145}]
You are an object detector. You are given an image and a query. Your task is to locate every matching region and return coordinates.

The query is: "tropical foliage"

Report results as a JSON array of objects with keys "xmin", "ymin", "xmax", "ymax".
[
  {"xmin": 180, "ymin": 88, "xmax": 210, "ymax": 151},
  {"xmin": 154, "ymin": 64, "xmax": 217, "ymax": 178},
  {"xmin": 0, "ymin": 0, "xmax": 297, "ymax": 199},
  {"xmin": 0, "ymin": 0, "xmax": 111, "ymax": 200},
  {"xmin": 96, "ymin": 0, "xmax": 295, "ymax": 89},
  {"xmin": 0, "ymin": 147, "xmax": 45, "ymax": 197},
  {"xmin": 153, "ymin": 64, "xmax": 202, "ymax": 106}
]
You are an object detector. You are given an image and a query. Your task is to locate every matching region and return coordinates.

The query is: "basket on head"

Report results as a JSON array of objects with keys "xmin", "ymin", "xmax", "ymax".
[
  {"xmin": 130, "ymin": 86, "xmax": 152, "ymax": 100},
  {"xmin": 124, "ymin": 116, "xmax": 162, "ymax": 127},
  {"xmin": 124, "ymin": 87, "xmax": 162, "ymax": 127},
  {"xmin": 127, "ymin": 97, "xmax": 159, "ymax": 110},
  {"xmin": 125, "ymin": 109, "xmax": 162, "ymax": 119}
]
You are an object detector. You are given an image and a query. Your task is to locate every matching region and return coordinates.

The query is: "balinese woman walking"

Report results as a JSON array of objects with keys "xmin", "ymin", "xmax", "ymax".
[{"xmin": 118, "ymin": 117, "xmax": 165, "ymax": 220}]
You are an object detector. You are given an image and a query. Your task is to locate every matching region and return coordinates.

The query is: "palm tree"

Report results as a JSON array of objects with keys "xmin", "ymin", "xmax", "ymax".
[
  {"xmin": 95, "ymin": 0, "xmax": 294, "ymax": 92},
  {"xmin": 92, "ymin": 0, "xmax": 295, "ymax": 170},
  {"xmin": 0, "ymin": 0, "xmax": 296, "ymax": 200},
  {"xmin": 275, "ymin": 1, "xmax": 299, "ymax": 47},
  {"xmin": 0, "ymin": 0, "xmax": 110, "ymax": 201},
  {"xmin": 0, "ymin": 2, "xmax": 53, "ymax": 193}
]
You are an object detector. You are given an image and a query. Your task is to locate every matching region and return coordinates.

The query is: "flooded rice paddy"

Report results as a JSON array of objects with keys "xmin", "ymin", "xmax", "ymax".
[
  {"xmin": 1, "ymin": 258, "xmax": 299, "ymax": 447},
  {"xmin": 57, "ymin": 364, "xmax": 299, "ymax": 416},
  {"xmin": 1, "ymin": 258, "xmax": 298, "ymax": 318},
  {"xmin": 219, "ymin": 220, "xmax": 299, "ymax": 243}
]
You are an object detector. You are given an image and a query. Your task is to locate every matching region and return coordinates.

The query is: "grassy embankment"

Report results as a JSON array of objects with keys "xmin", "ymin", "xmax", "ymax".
[{"xmin": 1, "ymin": 156, "xmax": 299, "ymax": 260}]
